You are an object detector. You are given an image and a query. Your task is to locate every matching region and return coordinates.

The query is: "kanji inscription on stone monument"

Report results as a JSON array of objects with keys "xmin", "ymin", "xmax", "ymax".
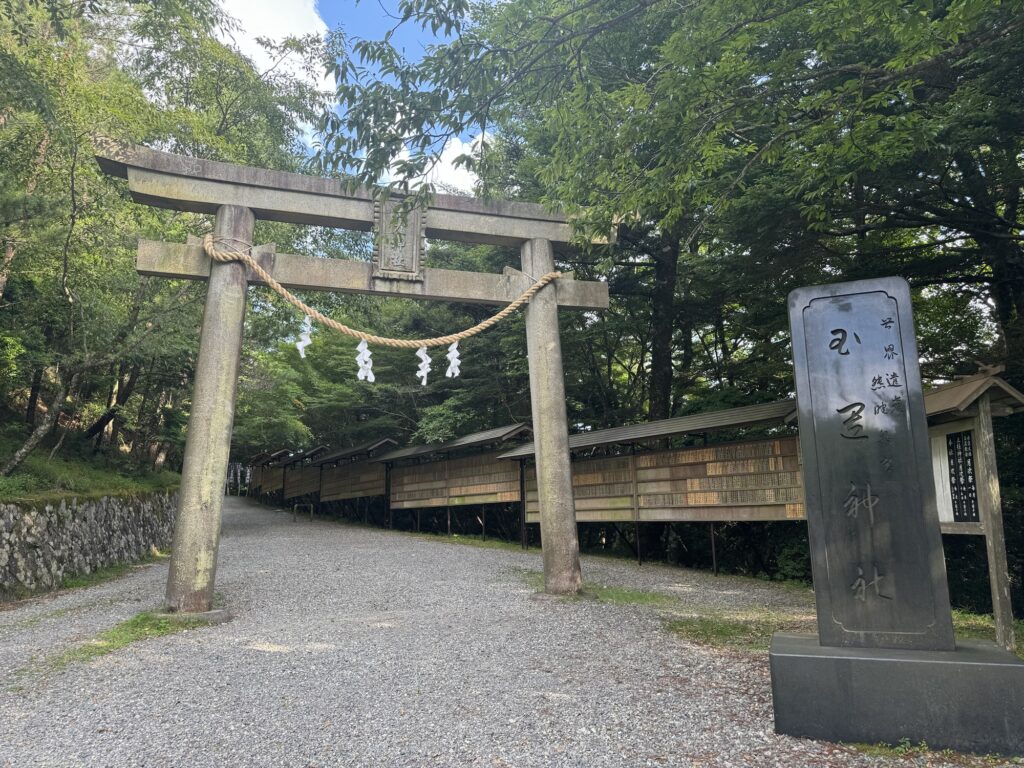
[{"xmin": 789, "ymin": 277, "xmax": 954, "ymax": 650}]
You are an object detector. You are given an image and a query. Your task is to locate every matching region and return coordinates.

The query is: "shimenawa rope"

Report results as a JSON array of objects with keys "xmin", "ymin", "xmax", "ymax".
[{"xmin": 203, "ymin": 235, "xmax": 561, "ymax": 349}]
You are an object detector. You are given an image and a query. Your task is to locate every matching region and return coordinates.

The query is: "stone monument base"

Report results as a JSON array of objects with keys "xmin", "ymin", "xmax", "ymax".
[{"xmin": 769, "ymin": 633, "xmax": 1024, "ymax": 756}]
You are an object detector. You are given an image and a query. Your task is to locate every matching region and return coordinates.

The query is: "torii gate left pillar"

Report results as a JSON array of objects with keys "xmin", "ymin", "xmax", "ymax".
[
  {"xmin": 97, "ymin": 145, "xmax": 608, "ymax": 611},
  {"xmin": 165, "ymin": 204, "xmax": 251, "ymax": 611}
]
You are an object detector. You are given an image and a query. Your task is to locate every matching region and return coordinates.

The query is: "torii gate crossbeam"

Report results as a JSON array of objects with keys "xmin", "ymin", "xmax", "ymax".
[{"xmin": 97, "ymin": 145, "xmax": 608, "ymax": 612}]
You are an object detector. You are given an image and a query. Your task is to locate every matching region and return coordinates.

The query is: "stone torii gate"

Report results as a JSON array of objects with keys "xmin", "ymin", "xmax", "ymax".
[{"xmin": 96, "ymin": 145, "xmax": 608, "ymax": 613}]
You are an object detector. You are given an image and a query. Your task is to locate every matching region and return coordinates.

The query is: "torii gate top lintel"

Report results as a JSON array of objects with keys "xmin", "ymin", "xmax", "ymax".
[
  {"xmin": 97, "ymin": 144, "xmax": 608, "ymax": 310},
  {"xmin": 97, "ymin": 143, "xmax": 575, "ymax": 245}
]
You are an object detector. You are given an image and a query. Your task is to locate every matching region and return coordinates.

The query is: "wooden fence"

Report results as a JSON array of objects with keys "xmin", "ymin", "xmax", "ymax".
[
  {"xmin": 255, "ymin": 436, "xmax": 804, "ymax": 525},
  {"xmin": 523, "ymin": 436, "xmax": 803, "ymax": 523},
  {"xmin": 320, "ymin": 461, "xmax": 387, "ymax": 502},
  {"xmin": 390, "ymin": 452, "xmax": 520, "ymax": 509}
]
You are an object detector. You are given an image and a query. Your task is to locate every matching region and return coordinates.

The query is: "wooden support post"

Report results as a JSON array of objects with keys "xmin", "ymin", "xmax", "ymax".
[
  {"xmin": 976, "ymin": 393, "xmax": 1016, "ymax": 651},
  {"xmin": 165, "ymin": 205, "xmax": 252, "ymax": 613},
  {"xmin": 710, "ymin": 522, "xmax": 719, "ymax": 576},
  {"xmin": 317, "ymin": 465, "xmax": 324, "ymax": 515},
  {"xmin": 519, "ymin": 459, "xmax": 528, "ymax": 550},
  {"xmin": 522, "ymin": 238, "xmax": 582, "ymax": 595},
  {"xmin": 446, "ymin": 506, "xmax": 451, "ymax": 536},
  {"xmin": 630, "ymin": 449, "xmax": 641, "ymax": 566},
  {"xmin": 385, "ymin": 462, "xmax": 392, "ymax": 529},
  {"xmin": 635, "ymin": 521, "xmax": 642, "ymax": 566}
]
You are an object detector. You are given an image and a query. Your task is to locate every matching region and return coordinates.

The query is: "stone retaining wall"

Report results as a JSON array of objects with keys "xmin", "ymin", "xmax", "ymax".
[{"xmin": 0, "ymin": 491, "xmax": 177, "ymax": 597}]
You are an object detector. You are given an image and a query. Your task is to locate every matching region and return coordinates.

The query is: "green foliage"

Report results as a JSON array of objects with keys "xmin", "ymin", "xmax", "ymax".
[
  {"xmin": 312, "ymin": 0, "xmax": 1023, "ymax": 612},
  {"xmin": 2, "ymin": 0, "xmax": 1021, "ymax": 615},
  {"xmin": 0, "ymin": 424, "xmax": 178, "ymax": 502},
  {"xmin": 0, "ymin": 0, "xmax": 334, "ymax": 481}
]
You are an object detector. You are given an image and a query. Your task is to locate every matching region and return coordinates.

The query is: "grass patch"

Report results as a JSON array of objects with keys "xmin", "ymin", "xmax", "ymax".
[
  {"xmin": 60, "ymin": 547, "xmax": 169, "ymax": 591},
  {"xmin": 664, "ymin": 614, "xmax": 795, "ymax": 651},
  {"xmin": 0, "ymin": 429, "xmax": 178, "ymax": 504},
  {"xmin": 664, "ymin": 607, "xmax": 1024, "ymax": 658},
  {"xmin": 321, "ymin": 515, "xmax": 538, "ymax": 553},
  {"xmin": 519, "ymin": 568, "xmax": 545, "ymax": 591},
  {"xmin": 516, "ymin": 568, "xmax": 677, "ymax": 607},
  {"xmin": 846, "ymin": 739, "xmax": 1021, "ymax": 766},
  {"xmin": 588, "ymin": 584, "xmax": 676, "ymax": 607},
  {"xmin": 48, "ymin": 610, "xmax": 210, "ymax": 671},
  {"xmin": 952, "ymin": 609, "xmax": 1024, "ymax": 660}
]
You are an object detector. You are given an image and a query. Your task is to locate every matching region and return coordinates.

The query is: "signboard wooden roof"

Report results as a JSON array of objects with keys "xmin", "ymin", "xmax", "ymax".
[
  {"xmin": 499, "ymin": 373, "xmax": 1024, "ymax": 460},
  {"xmin": 499, "ymin": 401, "xmax": 796, "ymax": 459},
  {"xmin": 923, "ymin": 370, "xmax": 1024, "ymax": 420}
]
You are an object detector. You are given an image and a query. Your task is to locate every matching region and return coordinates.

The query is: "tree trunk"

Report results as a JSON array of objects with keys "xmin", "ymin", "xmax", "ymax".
[
  {"xmin": 48, "ymin": 428, "xmax": 68, "ymax": 461},
  {"xmin": 2, "ymin": 375, "xmax": 71, "ymax": 476},
  {"xmin": 85, "ymin": 364, "xmax": 140, "ymax": 441},
  {"xmin": 952, "ymin": 151, "xmax": 1024, "ymax": 386},
  {"xmin": 648, "ymin": 236, "xmax": 679, "ymax": 421},
  {"xmin": 93, "ymin": 367, "xmax": 117, "ymax": 448},
  {"xmin": 109, "ymin": 364, "xmax": 139, "ymax": 450},
  {"xmin": 983, "ymin": 237, "xmax": 1024, "ymax": 388},
  {"xmin": 25, "ymin": 367, "xmax": 42, "ymax": 425},
  {"xmin": 0, "ymin": 238, "xmax": 14, "ymax": 300},
  {"xmin": 152, "ymin": 442, "xmax": 170, "ymax": 471},
  {"xmin": 128, "ymin": 384, "xmax": 152, "ymax": 457}
]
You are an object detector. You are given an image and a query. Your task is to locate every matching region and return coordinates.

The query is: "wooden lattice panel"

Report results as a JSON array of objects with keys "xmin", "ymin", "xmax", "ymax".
[
  {"xmin": 262, "ymin": 467, "xmax": 284, "ymax": 493},
  {"xmin": 525, "ymin": 437, "xmax": 805, "ymax": 523},
  {"xmin": 250, "ymin": 466, "xmax": 264, "ymax": 491},
  {"xmin": 391, "ymin": 452, "xmax": 520, "ymax": 509},
  {"xmin": 283, "ymin": 465, "xmax": 321, "ymax": 500},
  {"xmin": 320, "ymin": 462, "xmax": 386, "ymax": 502}
]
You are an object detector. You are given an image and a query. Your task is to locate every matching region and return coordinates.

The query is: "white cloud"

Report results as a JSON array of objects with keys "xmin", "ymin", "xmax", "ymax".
[
  {"xmin": 217, "ymin": 0, "xmax": 332, "ymax": 88},
  {"xmin": 423, "ymin": 134, "xmax": 480, "ymax": 194},
  {"xmin": 216, "ymin": 0, "xmax": 334, "ymax": 147},
  {"xmin": 385, "ymin": 134, "xmax": 482, "ymax": 194},
  {"xmin": 214, "ymin": 0, "xmax": 479, "ymax": 192}
]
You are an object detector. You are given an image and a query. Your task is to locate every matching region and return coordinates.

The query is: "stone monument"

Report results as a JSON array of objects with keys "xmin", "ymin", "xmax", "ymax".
[{"xmin": 770, "ymin": 276, "xmax": 1024, "ymax": 755}]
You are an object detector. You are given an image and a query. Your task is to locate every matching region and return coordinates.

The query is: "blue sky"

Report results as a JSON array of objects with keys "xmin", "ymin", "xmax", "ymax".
[
  {"xmin": 218, "ymin": 0, "xmax": 475, "ymax": 189},
  {"xmin": 319, "ymin": 0, "xmax": 446, "ymax": 58}
]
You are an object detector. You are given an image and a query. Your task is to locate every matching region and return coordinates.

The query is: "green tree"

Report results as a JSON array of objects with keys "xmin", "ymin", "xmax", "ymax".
[{"xmin": 0, "ymin": 0, "xmax": 334, "ymax": 476}]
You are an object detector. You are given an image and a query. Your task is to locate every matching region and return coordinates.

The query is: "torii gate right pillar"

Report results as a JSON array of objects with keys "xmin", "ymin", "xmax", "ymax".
[{"xmin": 522, "ymin": 238, "xmax": 582, "ymax": 594}]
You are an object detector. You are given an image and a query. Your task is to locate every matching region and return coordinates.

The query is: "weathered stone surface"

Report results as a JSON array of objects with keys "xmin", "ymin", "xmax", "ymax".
[
  {"xmin": 97, "ymin": 144, "xmax": 580, "ymax": 246},
  {"xmin": 788, "ymin": 276, "xmax": 954, "ymax": 650},
  {"xmin": 522, "ymin": 238, "xmax": 582, "ymax": 595},
  {"xmin": 136, "ymin": 239, "xmax": 610, "ymax": 310},
  {"xmin": 770, "ymin": 632, "xmax": 1024, "ymax": 755},
  {"xmin": 0, "ymin": 491, "xmax": 177, "ymax": 597},
  {"xmin": 164, "ymin": 205, "xmax": 250, "ymax": 613}
]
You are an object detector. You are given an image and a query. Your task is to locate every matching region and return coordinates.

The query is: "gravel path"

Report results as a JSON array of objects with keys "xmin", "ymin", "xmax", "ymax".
[{"xmin": 0, "ymin": 498, "xmax": 1012, "ymax": 767}]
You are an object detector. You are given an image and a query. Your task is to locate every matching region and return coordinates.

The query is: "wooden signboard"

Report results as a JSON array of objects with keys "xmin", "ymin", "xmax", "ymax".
[
  {"xmin": 929, "ymin": 420, "xmax": 983, "ymax": 533},
  {"xmin": 261, "ymin": 466, "xmax": 284, "ymax": 493},
  {"xmin": 284, "ymin": 465, "xmax": 321, "ymax": 500}
]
